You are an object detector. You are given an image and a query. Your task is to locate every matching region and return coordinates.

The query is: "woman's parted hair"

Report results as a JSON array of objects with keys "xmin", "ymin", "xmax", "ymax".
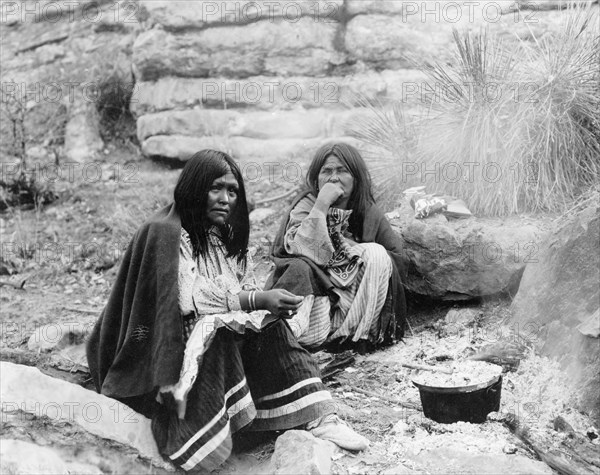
[
  {"xmin": 306, "ymin": 142, "xmax": 375, "ymax": 237},
  {"xmin": 174, "ymin": 149, "xmax": 249, "ymax": 261}
]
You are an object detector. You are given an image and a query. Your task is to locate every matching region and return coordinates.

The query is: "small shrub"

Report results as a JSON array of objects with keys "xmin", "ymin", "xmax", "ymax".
[
  {"xmin": 0, "ymin": 93, "xmax": 59, "ymax": 211},
  {"xmin": 515, "ymin": 8, "xmax": 600, "ymax": 212},
  {"xmin": 344, "ymin": 95, "xmax": 420, "ymax": 209},
  {"xmin": 417, "ymin": 29, "xmax": 526, "ymax": 216},
  {"xmin": 95, "ymin": 70, "xmax": 138, "ymax": 146},
  {"xmin": 0, "ymin": 171, "xmax": 56, "ymax": 211}
]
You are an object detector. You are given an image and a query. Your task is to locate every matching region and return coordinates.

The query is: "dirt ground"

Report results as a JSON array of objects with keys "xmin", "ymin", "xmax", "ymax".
[{"xmin": 1, "ymin": 148, "xmax": 598, "ymax": 474}]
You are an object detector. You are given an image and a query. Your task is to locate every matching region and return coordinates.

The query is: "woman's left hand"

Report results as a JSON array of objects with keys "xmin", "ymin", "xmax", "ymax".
[{"xmin": 256, "ymin": 289, "xmax": 304, "ymax": 318}]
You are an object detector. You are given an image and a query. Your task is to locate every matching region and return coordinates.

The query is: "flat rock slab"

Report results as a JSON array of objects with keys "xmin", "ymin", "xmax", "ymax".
[
  {"xmin": 140, "ymin": 134, "xmax": 334, "ymax": 161},
  {"xmin": 271, "ymin": 430, "xmax": 336, "ymax": 475},
  {"xmin": 0, "ymin": 439, "xmax": 104, "ymax": 474},
  {"xmin": 0, "ymin": 362, "xmax": 173, "ymax": 471},
  {"xmin": 133, "ymin": 18, "xmax": 343, "ymax": 81},
  {"xmin": 405, "ymin": 446, "xmax": 553, "ymax": 474}
]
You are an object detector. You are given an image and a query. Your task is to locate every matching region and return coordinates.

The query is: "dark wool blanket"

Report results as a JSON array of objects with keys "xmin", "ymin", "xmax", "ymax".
[
  {"xmin": 265, "ymin": 190, "xmax": 408, "ymax": 341},
  {"xmin": 86, "ymin": 204, "xmax": 185, "ymax": 411}
]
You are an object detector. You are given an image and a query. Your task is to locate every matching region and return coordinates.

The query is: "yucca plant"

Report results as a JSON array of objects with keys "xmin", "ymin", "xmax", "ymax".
[
  {"xmin": 346, "ymin": 5, "xmax": 600, "ymax": 216},
  {"xmin": 515, "ymin": 6, "xmax": 600, "ymax": 213},
  {"xmin": 344, "ymin": 94, "xmax": 421, "ymax": 209},
  {"xmin": 416, "ymin": 29, "xmax": 526, "ymax": 216}
]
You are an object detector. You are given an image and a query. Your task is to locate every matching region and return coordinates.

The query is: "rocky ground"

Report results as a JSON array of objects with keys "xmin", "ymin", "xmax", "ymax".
[{"xmin": 1, "ymin": 148, "xmax": 599, "ymax": 474}]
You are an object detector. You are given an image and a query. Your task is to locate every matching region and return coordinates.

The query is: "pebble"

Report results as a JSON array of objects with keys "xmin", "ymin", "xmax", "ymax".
[
  {"xmin": 390, "ymin": 421, "xmax": 411, "ymax": 436},
  {"xmin": 503, "ymin": 444, "xmax": 518, "ymax": 454}
]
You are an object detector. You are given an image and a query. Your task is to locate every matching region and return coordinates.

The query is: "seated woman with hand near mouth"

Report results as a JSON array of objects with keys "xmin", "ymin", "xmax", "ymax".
[
  {"xmin": 86, "ymin": 150, "xmax": 368, "ymax": 473},
  {"xmin": 266, "ymin": 142, "xmax": 408, "ymax": 354}
]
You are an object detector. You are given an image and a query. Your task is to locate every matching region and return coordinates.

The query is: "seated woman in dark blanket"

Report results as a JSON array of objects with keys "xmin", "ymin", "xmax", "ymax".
[
  {"xmin": 266, "ymin": 142, "xmax": 407, "ymax": 354},
  {"xmin": 86, "ymin": 150, "xmax": 368, "ymax": 472}
]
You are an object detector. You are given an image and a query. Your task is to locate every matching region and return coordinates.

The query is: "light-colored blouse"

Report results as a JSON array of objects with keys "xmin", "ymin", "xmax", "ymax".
[
  {"xmin": 164, "ymin": 227, "xmax": 269, "ymax": 418},
  {"xmin": 178, "ymin": 227, "xmax": 259, "ymax": 317}
]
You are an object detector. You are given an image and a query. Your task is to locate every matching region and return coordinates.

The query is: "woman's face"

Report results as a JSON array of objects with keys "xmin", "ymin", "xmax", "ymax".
[
  {"xmin": 318, "ymin": 155, "xmax": 354, "ymax": 209},
  {"xmin": 205, "ymin": 171, "xmax": 239, "ymax": 226}
]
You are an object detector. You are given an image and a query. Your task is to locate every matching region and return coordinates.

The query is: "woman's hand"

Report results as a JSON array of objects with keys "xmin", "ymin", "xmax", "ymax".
[
  {"xmin": 257, "ymin": 289, "xmax": 304, "ymax": 318},
  {"xmin": 316, "ymin": 182, "xmax": 344, "ymax": 209}
]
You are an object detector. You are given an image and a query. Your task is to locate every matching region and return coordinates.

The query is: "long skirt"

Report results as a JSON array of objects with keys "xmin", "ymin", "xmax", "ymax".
[
  {"xmin": 151, "ymin": 319, "xmax": 335, "ymax": 472},
  {"xmin": 287, "ymin": 243, "xmax": 393, "ymax": 348}
]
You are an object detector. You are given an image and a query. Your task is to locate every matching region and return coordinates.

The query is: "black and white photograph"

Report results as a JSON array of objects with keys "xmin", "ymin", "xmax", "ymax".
[{"xmin": 1, "ymin": 0, "xmax": 599, "ymax": 473}]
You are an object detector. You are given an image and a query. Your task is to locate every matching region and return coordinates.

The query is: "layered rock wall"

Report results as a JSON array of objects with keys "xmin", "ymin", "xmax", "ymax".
[{"xmin": 131, "ymin": 0, "xmax": 596, "ymax": 162}]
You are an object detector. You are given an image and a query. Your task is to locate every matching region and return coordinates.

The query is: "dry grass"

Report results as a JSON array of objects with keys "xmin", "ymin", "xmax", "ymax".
[
  {"xmin": 516, "ymin": 8, "xmax": 600, "ymax": 213},
  {"xmin": 347, "ymin": 6, "xmax": 600, "ymax": 216},
  {"xmin": 344, "ymin": 95, "xmax": 421, "ymax": 208},
  {"xmin": 417, "ymin": 29, "xmax": 524, "ymax": 216}
]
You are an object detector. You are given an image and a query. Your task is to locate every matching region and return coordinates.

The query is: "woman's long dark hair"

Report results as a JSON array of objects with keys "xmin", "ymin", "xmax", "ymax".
[
  {"xmin": 174, "ymin": 150, "xmax": 249, "ymax": 261},
  {"xmin": 306, "ymin": 142, "xmax": 375, "ymax": 238}
]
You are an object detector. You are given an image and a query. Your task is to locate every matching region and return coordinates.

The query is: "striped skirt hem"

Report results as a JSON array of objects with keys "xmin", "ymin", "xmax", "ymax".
[{"xmin": 153, "ymin": 320, "xmax": 334, "ymax": 472}]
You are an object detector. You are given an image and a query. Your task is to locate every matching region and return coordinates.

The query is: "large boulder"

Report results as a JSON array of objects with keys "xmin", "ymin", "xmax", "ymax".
[
  {"xmin": 132, "ymin": 18, "xmax": 344, "ymax": 81},
  {"xmin": 389, "ymin": 206, "xmax": 548, "ymax": 300},
  {"xmin": 0, "ymin": 362, "xmax": 172, "ymax": 471},
  {"xmin": 510, "ymin": 203, "xmax": 600, "ymax": 423}
]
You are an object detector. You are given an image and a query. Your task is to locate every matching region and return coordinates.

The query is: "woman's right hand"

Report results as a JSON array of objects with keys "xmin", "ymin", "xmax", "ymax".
[
  {"xmin": 316, "ymin": 182, "xmax": 344, "ymax": 208},
  {"xmin": 257, "ymin": 289, "xmax": 304, "ymax": 318}
]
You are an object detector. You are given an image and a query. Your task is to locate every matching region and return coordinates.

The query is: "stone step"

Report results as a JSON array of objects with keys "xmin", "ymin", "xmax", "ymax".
[
  {"xmin": 140, "ymin": 134, "xmax": 362, "ymax": 162},
  {"xmin": 131, "ymin": 70, "xmax": 427, "ymax": 116},
  {"xmin": 132, "ymin": 17, "xmax": 344, "ymax": 82},
  {"xmin": 136, "ymin": 108, "xmax": 393, "ymax": 143}
]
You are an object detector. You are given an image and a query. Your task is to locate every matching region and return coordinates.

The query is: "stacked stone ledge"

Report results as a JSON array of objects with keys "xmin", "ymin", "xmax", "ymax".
[
  {"xmin": 133, "ymin": 0, "xmax": 426, "ymax": 162},
  {"xmin": 132, "ymin": 0, "xmax": 592, "ymax": 162}
]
